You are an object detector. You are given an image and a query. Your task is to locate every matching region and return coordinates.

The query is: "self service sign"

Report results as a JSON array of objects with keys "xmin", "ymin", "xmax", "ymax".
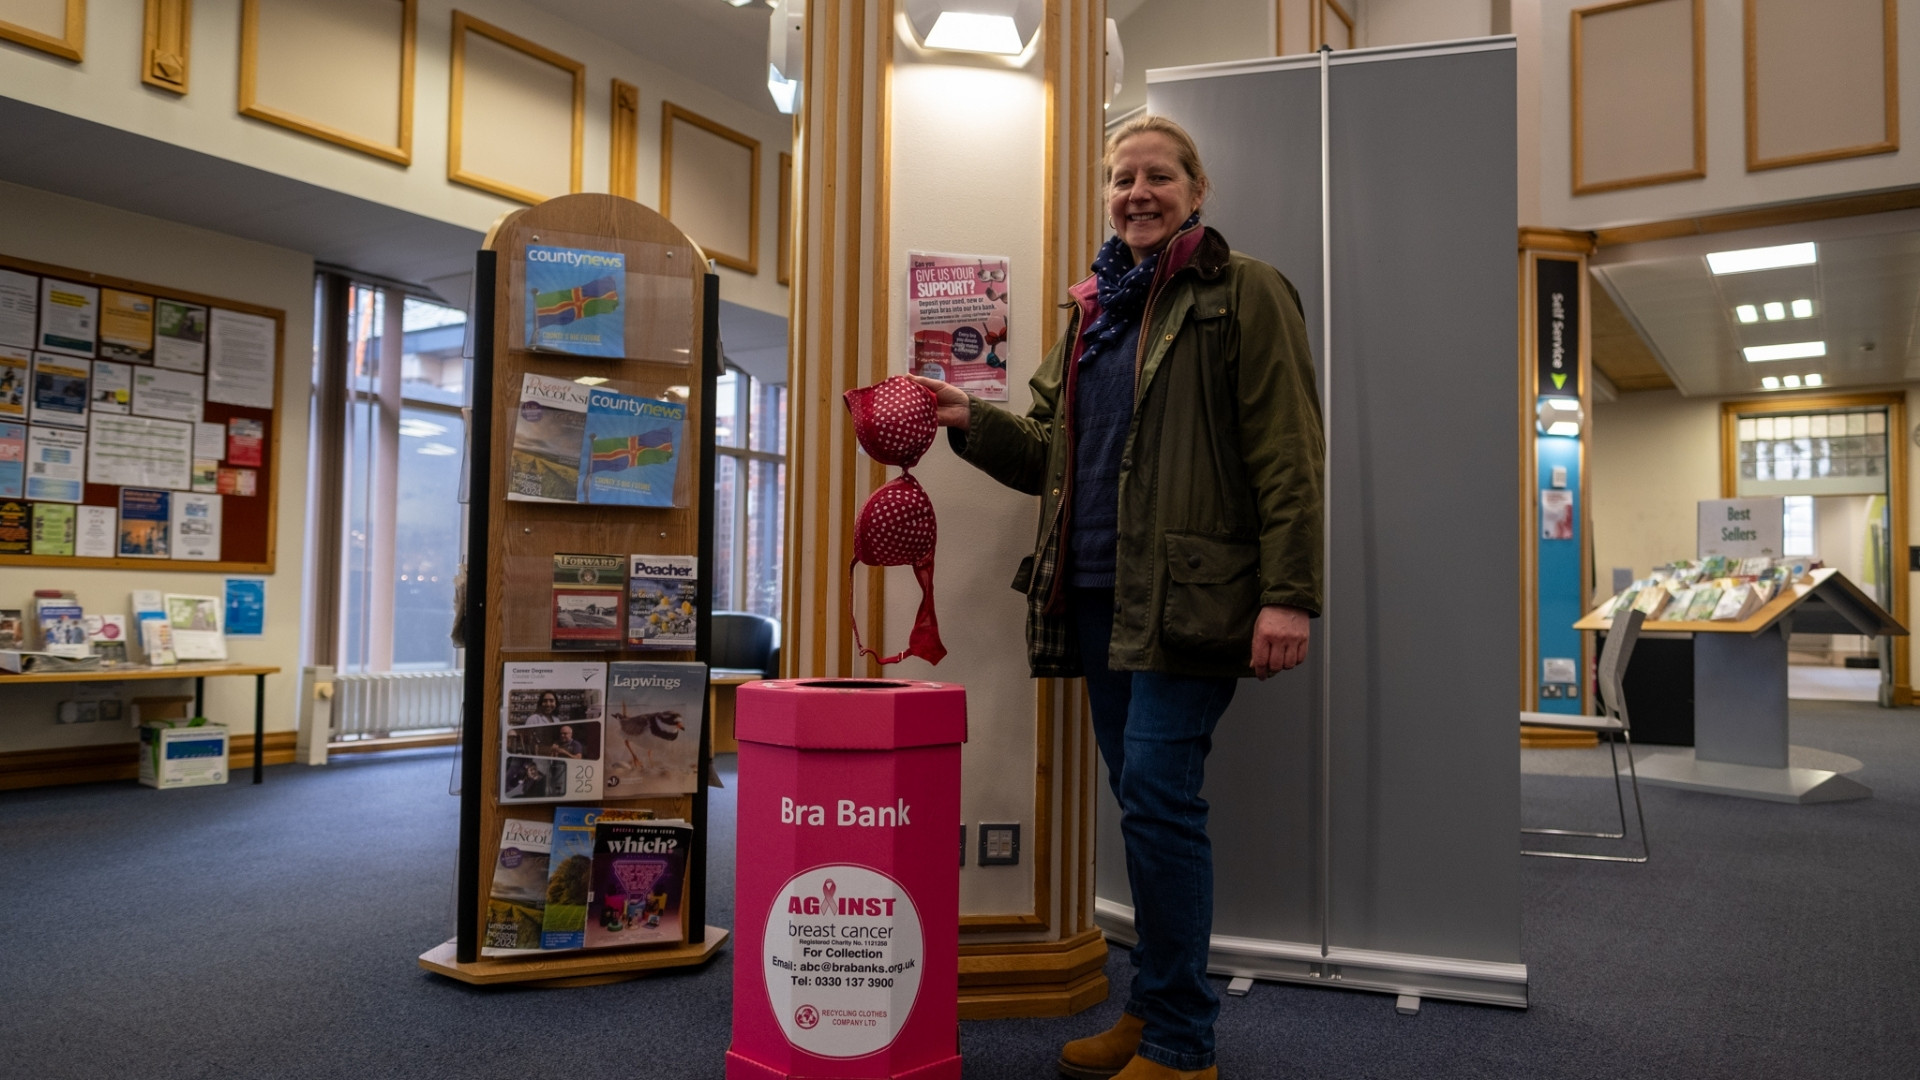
[{"xmin": 726, "ymin": 680, "xmax": 966, "ymax": 1080}]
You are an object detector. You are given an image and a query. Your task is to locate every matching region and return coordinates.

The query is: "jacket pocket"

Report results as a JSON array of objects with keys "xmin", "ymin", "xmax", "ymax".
[
  {"xmin": 1161, "ymin": 532, "xmax": 1259, "ymax": 658},
  {"xmin": 1011, "ymin": 555, "xmax": 1036, "ymax": 594}
]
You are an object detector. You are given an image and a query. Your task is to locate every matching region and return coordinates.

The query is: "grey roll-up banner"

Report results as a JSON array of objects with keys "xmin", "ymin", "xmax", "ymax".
[{"xmin": 1095, "ymin": 37, "xmax": 1526, "ymax": 1009}]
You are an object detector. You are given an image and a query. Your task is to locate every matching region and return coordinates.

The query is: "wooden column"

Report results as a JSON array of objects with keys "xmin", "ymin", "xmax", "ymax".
[{"xmin": 783, "ymin": 0, "xmax": 1113, "ymax": 1018}]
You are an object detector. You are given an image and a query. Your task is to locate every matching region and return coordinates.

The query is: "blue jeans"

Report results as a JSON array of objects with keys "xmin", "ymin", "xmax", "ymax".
[{"xmin": 1073, "ymin": 588, "xmax": 1237, "ymax": 1071}]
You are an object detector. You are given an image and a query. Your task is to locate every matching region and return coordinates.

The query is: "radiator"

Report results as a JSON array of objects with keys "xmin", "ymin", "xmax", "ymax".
[{"xmin": 298, "ymin": 666, "xmax": 463, "ymax": 764}]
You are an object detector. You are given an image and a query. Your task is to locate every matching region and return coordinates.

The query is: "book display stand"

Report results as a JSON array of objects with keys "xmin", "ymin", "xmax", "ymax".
[
  {"xmin": 419, "ymin": 194, "xmax": 727, "ymax": 985},
  {"xmin": 1574, "ymin": 568, "xmax": 1906, "ymax": 804}
]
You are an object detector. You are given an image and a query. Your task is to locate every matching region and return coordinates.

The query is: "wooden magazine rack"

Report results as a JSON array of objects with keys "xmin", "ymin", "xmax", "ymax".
[{"xmin": 420, "ymin": 194, "xmax": 726, "ymax": 985}]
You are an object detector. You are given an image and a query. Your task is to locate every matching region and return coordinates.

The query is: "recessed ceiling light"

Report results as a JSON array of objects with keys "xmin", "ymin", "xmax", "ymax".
[
  {"xmin": 1762, "ymin": 376, "xmax": 1781, "ymax": 389},
  {"xmin": 1805, "ymin": 373, "xmax": 1823, "ymax": 386},
  {"xmin": 1763, "ymin": 302, "xmax": 1786, "ymax": 321},
  {"xmin": 1707, "ymin": 242, "xmax": 1817, "ymax": 275},
  {"xmin": 574, "ymin": 376, "xmax": 610, "ymax": 386},
  {"xmin": 1791, "ymin": 299, "xmax": 1814, "ymax": 318},
  {"xmin": 1783, "ymin": 375, "xmax": 1803, "ymax": 388},
  {"xmin": 1744, "ymin": 341, "xmax": 1827, "ymax": 363},
  {"xmin": 1736, "ymin": 304, "xmax": 1759, "ymax": 323}
]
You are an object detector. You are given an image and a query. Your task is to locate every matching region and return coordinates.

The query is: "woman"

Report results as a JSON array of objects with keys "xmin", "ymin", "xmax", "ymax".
[{"xmin": 915, "ymin": 116, "xmax": 1323, "ymax": 1080}]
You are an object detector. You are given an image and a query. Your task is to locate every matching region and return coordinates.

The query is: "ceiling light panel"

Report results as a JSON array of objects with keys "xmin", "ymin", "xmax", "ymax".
[
  {"xmin": 1707, "ymin": 242, "xmax": 1817, "ymax": 275},
  {"xmin": 1736, "ymin": 304, "xmax": 1759, "ymax": 323},
  {"xmin": 1763, "ymin": 301, "xmax": 1785, "ymax": 321},
  {"xmin": 1761, "ymin": 376, "xmax": 1780, "ymax": 389},
  {"xmin": 1743, "ymin": 341, "xmax": 1827, "ymax": 363},
  {"xmin": 1783, "ymin": 375, "xmax": 1803, "ymax": 388},
  {"xmin": 1791, "ymin": 299, "xmax": 1813, "ymax": 318},
  {"xmin": 1805, "ymin": 373, "xmax": 1822, "ymax": 386}
]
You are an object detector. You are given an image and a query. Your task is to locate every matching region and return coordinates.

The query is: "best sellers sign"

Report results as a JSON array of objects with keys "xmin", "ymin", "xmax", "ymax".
[{"xmin": 1698, "ymin": 497, "xmax": 1784, "ymax": 558}]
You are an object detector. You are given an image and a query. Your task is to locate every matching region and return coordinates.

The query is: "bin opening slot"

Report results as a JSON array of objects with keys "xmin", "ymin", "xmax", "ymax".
[{"xmin": 795, "ymin": 679, "xmax": 913, "ymax": 690}]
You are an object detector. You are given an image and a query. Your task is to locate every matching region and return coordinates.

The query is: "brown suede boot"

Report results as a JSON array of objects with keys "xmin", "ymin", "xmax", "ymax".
[
  {"xmin": 1057, "ymin": 1012, "xmax": 1146, "ymax": 1079},
  {"xmin": 1111, "ymin": 1055, "xmax": 1219, "ymax": 1080}
]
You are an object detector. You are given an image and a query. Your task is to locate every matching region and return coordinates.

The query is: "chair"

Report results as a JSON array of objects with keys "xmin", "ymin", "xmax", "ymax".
[
  {"xmin": 1521, "ymin": 607, "xmax": 1650, "ymax": 863},
  {"xmin": 711, "ymin": 611, "xmax": 779, "ymax": 677}
]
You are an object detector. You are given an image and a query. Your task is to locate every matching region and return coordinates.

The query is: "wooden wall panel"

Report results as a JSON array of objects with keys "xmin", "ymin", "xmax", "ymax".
[
  {"xmin": 0, "ymin": 0, "xmax": 82, "ymax": 61},
  {"xmin": 143, "ymin": 0, "xmax": 191, "ymax": 94},
  {"xmin": 661, "ymin": 103, "xmax": 761, "ymax": 275},
  {"xmin": 610, "ymin": 79, "xmax": 640, "ymax": 199},
  {"xmin": 448, "ymin": 11, "xmax": 583, "ymax": 205},
  {"xmin": 1572, "ymin": 0, "xmax": 1705, "ymax": 195},
  {"xmin": 241, "ymin": 0, "xmax": 414, "ymax": 164},
  {"xmin": 1747, "ymin": 0, "xmax": 1898, "ymax": 171}
]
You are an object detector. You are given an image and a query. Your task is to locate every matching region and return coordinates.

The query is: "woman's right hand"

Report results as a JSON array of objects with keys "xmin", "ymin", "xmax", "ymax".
[{"xmin": 908, "ymin": 374, "xmax": 971, "ymax": 431}]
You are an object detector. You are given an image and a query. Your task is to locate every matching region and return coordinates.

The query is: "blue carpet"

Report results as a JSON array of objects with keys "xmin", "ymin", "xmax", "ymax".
[{"xmin": 4, "ymin": 701, "xmax": 1919, "ymax": 1078}]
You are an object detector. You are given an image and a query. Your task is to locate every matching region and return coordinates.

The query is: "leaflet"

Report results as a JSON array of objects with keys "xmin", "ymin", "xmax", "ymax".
[
  {"xmin": 0, "ymin": 346, "xmax": 26, "ymax": 420},
  {"xmin": 24, "ymin": 425, "xmax": 84, "ymax": 502},
  {"xmin": 0, "ymin": 422, "xmax": 22, "ymax": 499},
  {"xmin": 99, "ymin": 290, "xmax": 155, "ymax": 364},
  {"xmin": 90, "ymin": 360, "xmax": 131, "ymax": 415},
  {"xmin": 30, "ymin": 354, "xmax": 89, "ymax": 428},
  {"xmin": 206, "ymin": 308, "xmax": 275, "ymax": 408},
  {"xmin": 132, "ymin": 365, "xmax": 204, "ymax": 423},
  {"xmin": 87, "ymin": 413, "xmax": 193, "ymax": 490},
  {"xmin": 37, "ymin": 278, "xmax": 98, "ymax": 357},
  {"xmin": 154, "ymin": 299, "xmax": 208, "ymax": 373},
  {"xmin": 75, "ymin": 505, "xmax": 115, "ymax": 558},
  {"xmin": 170, "ymin": 492, "xmax": 221, "ymax": 561},
  {"xmin": 0, "ymin": 270, "xmax": 34, "ymax": 350}
]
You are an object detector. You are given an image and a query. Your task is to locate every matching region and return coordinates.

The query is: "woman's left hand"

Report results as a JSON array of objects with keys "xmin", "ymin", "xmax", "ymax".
[{"xmin": 1251, "ymin": 604, "xmax": 1310, "ymax": 679}]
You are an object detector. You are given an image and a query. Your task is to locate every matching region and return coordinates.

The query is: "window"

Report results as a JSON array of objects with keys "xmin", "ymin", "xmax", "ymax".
[
  {"xmin": 334, "ymin": 284, "xmax": 469, "ymax": 673},
  {"xmin": 1782, "ymin": 495, "xmax": 1814, "ymax": 557},
  {"xmin": 712, "ymin": 366, "xmax": 786, "ymax": 617},
  {"xmin": 1734, "ymin": 407, "xmax": 1888, "ymax": 495}
]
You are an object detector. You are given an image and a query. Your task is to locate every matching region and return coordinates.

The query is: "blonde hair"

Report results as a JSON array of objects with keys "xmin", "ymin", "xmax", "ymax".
[{"xmin": 1103, "ymin": 115, "xmax": 1209, "ymax": 206}]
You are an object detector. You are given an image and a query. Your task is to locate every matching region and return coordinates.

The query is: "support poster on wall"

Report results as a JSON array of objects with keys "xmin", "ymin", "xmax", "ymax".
[{"xmin": 907, "ymin": 252, "xmax": 1009, "ymax": 402}]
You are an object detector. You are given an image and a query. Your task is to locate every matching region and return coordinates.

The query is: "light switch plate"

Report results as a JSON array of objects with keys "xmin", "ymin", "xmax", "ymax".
[{"xmin": 978, "ymin": 823, "xmax": 1020, "ymax": 866}]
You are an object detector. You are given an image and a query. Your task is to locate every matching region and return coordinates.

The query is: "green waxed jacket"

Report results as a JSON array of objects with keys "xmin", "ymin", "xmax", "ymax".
[{"xmin": 951, "ymin": 225, "xmax": 1325, "ymax": 679}]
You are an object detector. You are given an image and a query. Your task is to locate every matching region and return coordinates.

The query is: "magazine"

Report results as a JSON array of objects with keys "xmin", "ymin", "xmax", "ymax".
[
  {"xmin": 35, "ymin": 598, "xmax": 88, "ymax": 658},
  {"xmin": 0, "ymin": 608, "xmax": 22, "ymax": 650},
  {"xmin": 541, "ymin": 807, "xmax": 653, "ymax": 950},
  {"xmin": 552, "ymin": 553, "xmax": 625, "ymax": 650},
  {"xmin": 163, "ymin": 593, "xmax": 226, "ymax": 660},
  {"xmin": 483, "ymin": 817, "xmax": 554, "ymax": 956},
  {"xmin": 585, "ymin": 819, "xmax": 692, "ymax": 949},
  {"xmin": 604, "ymin": 662, "xmax": 708, "ymax": 797},
  {"xmin": 507, "ymin": 374, "xmax": 589, "ymax": 503},
  {"xmin": 579, "ymin": 389, "xmax": 684, "ymax": 507},
  {"xmin": 627, "ymin": 555, "xmax": 697, "ymax": 648},
  {"xmin": 84, "ymin": 614, "xmax": 129, "ymax": 664},
  {"xmin": 500, "ymin": 662, "xmax": 606, "ymax": 804},
  {"xmin": 524, "ymin": 245, "xmax": 625, "ymax": 357}
]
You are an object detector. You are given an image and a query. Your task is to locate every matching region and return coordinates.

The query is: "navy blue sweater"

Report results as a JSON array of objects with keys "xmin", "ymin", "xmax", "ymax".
[{"xmin": 1069, "ymin": 317, "xmax": 1140, "ymax": 588}]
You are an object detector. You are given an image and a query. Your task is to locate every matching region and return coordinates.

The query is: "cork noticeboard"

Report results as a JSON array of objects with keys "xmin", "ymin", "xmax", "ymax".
[{"xmin": 0, "ymin": 253, "xmax": 283, "ymax": 573}]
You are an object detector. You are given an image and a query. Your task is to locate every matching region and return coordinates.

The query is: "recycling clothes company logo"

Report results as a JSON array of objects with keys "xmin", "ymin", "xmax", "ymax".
[{"xmin": 764, "ymin": 864, "xmax": 924, "ymax": 1058}]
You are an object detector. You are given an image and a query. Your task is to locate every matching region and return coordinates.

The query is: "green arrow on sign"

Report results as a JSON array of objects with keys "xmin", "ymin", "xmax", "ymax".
[{"xmin": 1552, "ymin": 373, "xmax": 1567, "ymax": 389}]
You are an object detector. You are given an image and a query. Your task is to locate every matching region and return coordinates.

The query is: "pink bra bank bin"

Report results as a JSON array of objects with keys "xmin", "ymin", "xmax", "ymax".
[{"xmin": 726, "ymin": 679, "xmax": 966, "ymax": 1080}]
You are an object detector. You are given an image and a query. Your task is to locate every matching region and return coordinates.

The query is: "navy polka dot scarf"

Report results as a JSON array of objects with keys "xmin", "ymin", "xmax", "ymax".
[{"xmin": 1079, "ymin": 212, "xmax": 1202, "ymax": 367}]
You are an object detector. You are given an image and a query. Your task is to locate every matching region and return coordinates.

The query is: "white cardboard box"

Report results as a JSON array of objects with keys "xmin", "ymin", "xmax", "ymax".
[{"xmin": 139, "ymin": 723, "xmax": 229, "ymax": 789}]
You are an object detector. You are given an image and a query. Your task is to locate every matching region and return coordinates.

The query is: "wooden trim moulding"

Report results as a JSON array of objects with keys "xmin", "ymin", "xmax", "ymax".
[
  {"xmin": 957, "ymin": 927, "xmax": 1110, "ymax": 1019},
  {"xmin": 143, "ymin": 0, "xmax": 191, "ymax": 94},
  {"xmin": 0, "ymin": 251, "xmax": 285, "ymax": 574},
  {"xmin": 239, "ymin": 0, "xmax": 416, "ymax": 166},
  {"xmin": 777, "ymin": 152, "xmax": 793, "ymax": 286},
  {"xmin": 610, "ymin": 79, "xmax": 640, "ymax": 200},
  {"xmin": 1570, "ymin": 0, "xmax": 1707, "ymax": 196},
  {"xmin": 1744, "ymin": 0, "xmax": 1900, "ymax": 172},
  {"xmin": 448, "ymin": 10, "xmax": 585, "ymax": 204},
  {"xmin": 0, "ymin": 0, "xmax": 83, "ymax": 62},
  {"xmin": 660, "ymin": 102, "xmax": 763, "ymax": 275},
  {"xmin": 1591, "ymin": 184, "xmax": 1920, "ymax": 248}
]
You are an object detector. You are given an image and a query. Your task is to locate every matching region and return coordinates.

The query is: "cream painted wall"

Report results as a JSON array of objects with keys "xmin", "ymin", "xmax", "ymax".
[
  {"xmin": 883, "ymin": 46, "xmax": 1049, "ymax": 916},
  {"xmin": 0, "ymin": 180, "xmax": 313, "ymax": 753},
  {"xmin": 1110, "ymin": 0, "xmax": 1274, "ymax": 117},
  {"xmin": 1358, "ymin": 0, "xmax": 1495, "ymax": 47},
  {"xmin": 0, "ymin": 0, "xmax": 791, "ymax": 316},
  {"xmin": 1535, "ymin": 0, "xmax": 1920, "ymax": 231}
]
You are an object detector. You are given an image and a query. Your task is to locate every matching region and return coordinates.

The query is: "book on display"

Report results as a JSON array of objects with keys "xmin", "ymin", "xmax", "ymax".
[
  {"xmin": 483, "ymin": 817, "xmax": 554, "ymax": 956},
  {"xmin": 551, "ymin": 554, "xmax": 625, "ymax": 650},
  {"xmin": 540, "ymin": 807, "xmax": 654, "ymax": 951},
  {"xmin": 584, "ymin": 819, "xmax": 692, "ymax": 949},
  {"xmin": 579, "ymin": 389, "xmax": 684, "ymax": 507},
  {"xmin": 507, "ymin": 374, "xmax": 589, "ymax": 503},
  {"xmin": 626, "ymin": 555, "xmax": 697, "ymax": 648},
  {"xmin": 604, "ymin": 661, "xmax": 708, "ymax": 796},
  {"xmin": 500, "ymin": 662, "xmax": 606, "ymax": 804}
]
